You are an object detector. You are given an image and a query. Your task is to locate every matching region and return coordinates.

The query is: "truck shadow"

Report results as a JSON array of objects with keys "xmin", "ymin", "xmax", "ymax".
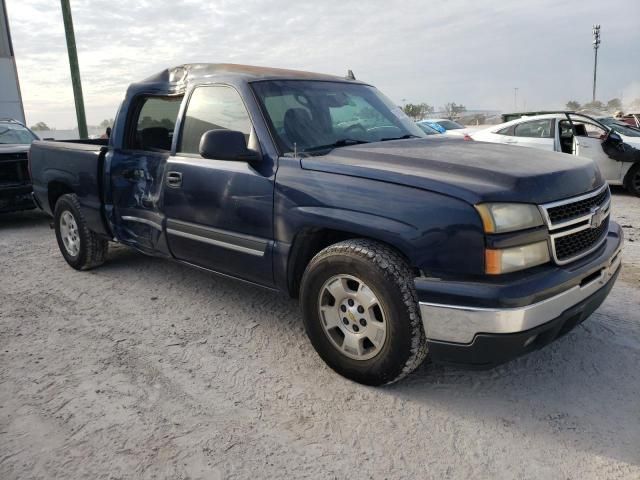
[{"xmin": 0, "ymin": 209, "xmax": 50, "ymax": 230}]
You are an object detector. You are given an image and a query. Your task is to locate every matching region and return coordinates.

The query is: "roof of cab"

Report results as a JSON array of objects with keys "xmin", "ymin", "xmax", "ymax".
[{"xmin": 128, "ymin": 63, "xmax": 359, "ymax": 95}]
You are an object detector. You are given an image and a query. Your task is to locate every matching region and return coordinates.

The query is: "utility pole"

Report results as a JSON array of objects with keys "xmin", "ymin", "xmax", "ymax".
[
  {"xmin": 592, "ymin": 24, "xmax": 601, "ymax": 104},
  {"xmin": 514, "ymin": 87, "xmax": 518, "ymax": 111},
  {"xmin": 60, "ymin": 0, "xmax": 87, "ymax": 138}
]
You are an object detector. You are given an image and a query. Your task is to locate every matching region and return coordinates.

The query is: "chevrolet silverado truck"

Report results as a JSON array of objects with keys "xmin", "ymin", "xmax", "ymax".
[{"xmin": 30, "ymin": 64, "xmax": 623, "ymax": 385}]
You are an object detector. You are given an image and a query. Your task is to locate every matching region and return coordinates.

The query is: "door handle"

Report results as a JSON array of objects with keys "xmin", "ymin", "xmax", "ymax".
[{"xmin": 166, "ymin": 171, "xmax": 183, "ymax": 188}]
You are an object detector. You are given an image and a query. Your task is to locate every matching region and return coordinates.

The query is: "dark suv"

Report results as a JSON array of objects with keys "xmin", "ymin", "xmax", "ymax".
[{"xmin": 0, "ymin": 119, "xmax": 38, "ymax": 213}]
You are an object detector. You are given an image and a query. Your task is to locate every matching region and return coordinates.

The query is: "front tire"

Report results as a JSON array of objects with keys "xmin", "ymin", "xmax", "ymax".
[
  {"xmin": 624, "ymin": 163, "xmax": 640, "ymax": 197},
  {"xmin": 54, "ymin": 194, "xmax": 108, "ymax": 270},
  {"xmin": 300, "ymin": 239, "xmax": 428, "ymax": 386}
]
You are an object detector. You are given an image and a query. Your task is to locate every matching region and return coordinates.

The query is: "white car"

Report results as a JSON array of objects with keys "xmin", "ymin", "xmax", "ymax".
[{"xmin": 471, "ymin": 113, "xmax": 640, "ymax": 196}]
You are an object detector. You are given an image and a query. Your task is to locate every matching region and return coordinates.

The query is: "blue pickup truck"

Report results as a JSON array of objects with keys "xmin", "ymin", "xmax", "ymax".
[{"xmin": 30, "ymin": 64, "xmax": 623, "ymax": 385}]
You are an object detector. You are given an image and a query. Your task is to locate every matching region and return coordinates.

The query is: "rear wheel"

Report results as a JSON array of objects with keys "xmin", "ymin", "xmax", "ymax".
[
  {"xmin": 54, "ymin": 194, "xmax": 108, "ymax": 270},
  {"xmin": 624, "ymin": 163, "xmax": 640, "ymax": 197},
  {"xmin": 300, "ymin": 239, "xmax": 428, "ymax": 385}
]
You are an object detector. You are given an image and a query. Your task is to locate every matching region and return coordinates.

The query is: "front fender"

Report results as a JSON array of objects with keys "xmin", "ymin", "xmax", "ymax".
[{"xmin": 274, "ymin": 159, "xmax": 485, "ymax": 286}]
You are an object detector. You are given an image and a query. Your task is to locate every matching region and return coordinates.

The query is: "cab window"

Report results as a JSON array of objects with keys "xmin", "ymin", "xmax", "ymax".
[
  {"xmin": 178, "ymin": 85, "xmax": 252, "ymax": 155},
  {"xmin": 127, "ymin": 96, "xmax": 182, "ymax": 151}
]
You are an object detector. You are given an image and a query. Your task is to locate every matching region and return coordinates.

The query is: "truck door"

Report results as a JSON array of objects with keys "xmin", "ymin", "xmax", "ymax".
[
  {"xmin": 109, "ymin": 95, "xmax": 183, "ymax": 255},
  {"xmin": 569, "ymin": 115, "xmax": 623, "ymax": 182},
  {"xmin": 161, "ymin": 84, "xmax": 275, "ymax": 287}
]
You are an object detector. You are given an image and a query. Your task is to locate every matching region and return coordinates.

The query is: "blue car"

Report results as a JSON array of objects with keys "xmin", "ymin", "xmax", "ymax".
[{"xmin": 417, "ymin": 120, "xmax": 446, "ymax": 134}]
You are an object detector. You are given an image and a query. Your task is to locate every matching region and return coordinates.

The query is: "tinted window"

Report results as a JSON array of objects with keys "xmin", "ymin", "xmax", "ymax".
[
  {"xmin": 129, "ymin": 96, "xmax": 182, "ymax": 150},
  {"xmin": 179, "ymin": 86, "xmax": 252, "ymax": 154},
  {"xmin": 514, "ymin": 119, "xmax": 553, "ymax": 138},
  {"xmin": 496, "ymin": 125, "xmax": 513, "ymax": 135}
]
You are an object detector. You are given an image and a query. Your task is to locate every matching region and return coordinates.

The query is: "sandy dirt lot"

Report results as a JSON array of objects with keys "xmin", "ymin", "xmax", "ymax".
[{"xmin": 1, "ymin": 188, "xmax": 639, "ymax": 480}]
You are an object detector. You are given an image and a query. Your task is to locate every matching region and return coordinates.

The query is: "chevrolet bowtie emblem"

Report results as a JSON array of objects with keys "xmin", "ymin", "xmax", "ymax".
[{"xmin": 590, "ymin": 205, "xmax": 605, "ymax": 229}]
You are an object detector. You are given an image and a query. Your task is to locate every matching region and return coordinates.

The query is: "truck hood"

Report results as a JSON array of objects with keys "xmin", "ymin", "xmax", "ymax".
[{"xmin": 300, "ymin": 137, "xmax": 604, "ymax": 204}]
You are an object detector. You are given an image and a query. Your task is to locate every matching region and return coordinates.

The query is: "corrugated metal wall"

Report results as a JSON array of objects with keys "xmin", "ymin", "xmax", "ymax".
[{"xmin": 0, "ymin": 0, "xmax": 26, "ymax": 123}]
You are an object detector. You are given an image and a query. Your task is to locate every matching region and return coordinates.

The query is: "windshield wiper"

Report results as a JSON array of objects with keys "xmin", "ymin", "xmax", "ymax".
[
  {"xmin": 380, "ymin": 134, "xmax": 420, "ymax": 141},
  {"xmin": 301, "ymin": 138, "xmax": 370, "ymax": 153}
]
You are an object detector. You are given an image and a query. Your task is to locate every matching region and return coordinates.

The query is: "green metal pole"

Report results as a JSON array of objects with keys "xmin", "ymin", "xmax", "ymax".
[{"xmin": 60, "ymin": 0, "xmax": 88, "ymax": 139}]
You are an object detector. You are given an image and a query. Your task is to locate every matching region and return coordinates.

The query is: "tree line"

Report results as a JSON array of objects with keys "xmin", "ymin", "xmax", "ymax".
[
  {"xmin": 401, "ymin": 102, "xmax": 467, "ymax": 120},
  {"xmin": 30, "ymin": 118, "xmax": 114, "ymax": 131},
  {"xmin": 565, "ymin": 98, "xmax": 640, "ymax": 113}
]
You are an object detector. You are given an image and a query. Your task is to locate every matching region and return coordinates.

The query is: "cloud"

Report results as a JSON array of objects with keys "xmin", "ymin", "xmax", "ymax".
[{"xmin": 5, "ymin": 0, "xmax": 640, "ymax": 127}]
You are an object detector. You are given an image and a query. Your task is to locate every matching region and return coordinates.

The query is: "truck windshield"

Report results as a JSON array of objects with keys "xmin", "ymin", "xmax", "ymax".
[
  {"xmin": 0, "ymin": 123, "xmax": 37, "ymax": 145},
  {"xmin": 251, "ymin": 80, "xmax": 426, "ymax": 155}
]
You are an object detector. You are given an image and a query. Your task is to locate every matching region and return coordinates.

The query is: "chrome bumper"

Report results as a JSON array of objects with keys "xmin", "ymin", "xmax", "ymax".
[{"xmin": 419, "ymin": 245, "xmax": 622, "ymax": 344}]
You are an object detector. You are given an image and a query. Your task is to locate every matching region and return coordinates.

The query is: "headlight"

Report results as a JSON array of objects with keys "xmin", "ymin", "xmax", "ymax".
[
  {"xmin": 475, "ymin": 203, "xmax": 544, "ymax": 233},
  {"xmin": 485, "ymin": 241, "xmax": 550, "ymax": 274}
]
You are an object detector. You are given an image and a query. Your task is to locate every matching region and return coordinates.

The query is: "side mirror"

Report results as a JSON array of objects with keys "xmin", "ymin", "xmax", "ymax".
[{"xmin": 199, "ymin": 129, "xmax": 260, "ymax": 162}]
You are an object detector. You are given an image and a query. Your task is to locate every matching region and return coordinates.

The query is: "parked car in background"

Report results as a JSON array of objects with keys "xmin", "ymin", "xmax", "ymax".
[
  {"xmin": 421, "ymin": 118, "xmax": 477, "ymax": 137},
  {"xmin": 417, "ymin": 120, "xmax": 446, "ymax": 133},
  {"xmin": 0, "ymin": 119, "xmax": 38, "ymax": 213},
  {"xmin": 620, "ymin": 113, "xmax": 639, "ymax": 128},
  {"xmin": 471, "ymin": 112, "xmax": 640, "ymax": 196},
  {"xmin": 596, "ymin": 116, "xmax": 640, "ymax": 145},
  {"xmin": 415, "ymin": 121, "xmax": 442, "ymax": 135},
  {"xmin": 30, "ymin": 64, "xmax": 622, "ymax": 385}
]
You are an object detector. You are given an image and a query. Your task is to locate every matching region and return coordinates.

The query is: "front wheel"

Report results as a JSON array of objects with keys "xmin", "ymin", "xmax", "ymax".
[
  {"xmin": 54, "ymin": 194, "xmax": 108, "ymax": 270},
  {"xmin": 624, "ymin": 163, "xmax": 640, "ymax": 197},
  {"xmin": 300, "ymin": 239, "xmax": 428, "ymax": 386}
]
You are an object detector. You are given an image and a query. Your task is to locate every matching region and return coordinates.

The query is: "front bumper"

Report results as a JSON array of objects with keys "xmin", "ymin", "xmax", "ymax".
[
  {"xmin": 0, "ymin": 185, "xmax": 35, "ymax": 213},
  {"xmin": 417, "ymin": 222, "xmax": 623, "ymax": 368}
]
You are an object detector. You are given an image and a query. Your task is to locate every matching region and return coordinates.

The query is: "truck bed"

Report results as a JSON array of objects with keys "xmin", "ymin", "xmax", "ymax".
[{"xmin": 30, "ymin": 139, "xmax": 110, "ymax": 236}]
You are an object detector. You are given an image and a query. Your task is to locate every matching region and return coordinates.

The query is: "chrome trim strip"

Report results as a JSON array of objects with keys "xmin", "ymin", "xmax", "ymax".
[
  {"xmin": 121, "ymin": 215, "xmax": 163, "ymax": 231},
  {"xmin": 166, "ymin": 228, "xmax": 265, "ymax": 257},
  {"xmin": 419, "ymin": 245, "xmax": 622, "ymax": 344}
]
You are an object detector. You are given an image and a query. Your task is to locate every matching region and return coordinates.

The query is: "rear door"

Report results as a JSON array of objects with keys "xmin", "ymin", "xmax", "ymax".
[
  {"xmin": 109, "ymin": 95, "xmax": 183, "ymax": 255},
  {"xmin": 569, "ymin": 115, "xmax": 622, "ymax": 182},
  {"xmin": 162, "ymin": 84, "xmax": 275, "ymax": 286}
]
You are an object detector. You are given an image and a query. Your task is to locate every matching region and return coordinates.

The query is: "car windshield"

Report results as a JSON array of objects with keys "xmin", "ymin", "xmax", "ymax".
[
  {"xmin": 251, "ymin": 80, "xmax": 426, "ymax": 155},
  {"xmin": 416, "ymin": 122, "xmax": 440, "ymax": 135},
  {"xmin": 0, "ymin": 123, "xmax": 37, "ymax": 144},
  {"xmin": 435, "ymin": 120, "xmax": 464, "ymax": 130},
  {"xmin": 598, "ymin": 118, "xmax": 640, "ymax": 137}
]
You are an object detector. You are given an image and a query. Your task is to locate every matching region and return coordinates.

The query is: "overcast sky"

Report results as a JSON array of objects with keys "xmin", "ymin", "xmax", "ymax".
[{"xmin": 5, "ymin": 0, "xmax": 640, "ymax": 129}]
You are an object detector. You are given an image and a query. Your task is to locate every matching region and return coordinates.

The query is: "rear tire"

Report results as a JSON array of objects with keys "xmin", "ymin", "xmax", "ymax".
[
  {"xmin": 624, "ymin": 163, "xmax": 640, "ymax": 197},
  {"xmin": 300, "ymin": 239, "xmax": 428, "ymax": 386},
  {"xmin": 54, "ymin": 194, "xmax": 108, "ymax": 270}
]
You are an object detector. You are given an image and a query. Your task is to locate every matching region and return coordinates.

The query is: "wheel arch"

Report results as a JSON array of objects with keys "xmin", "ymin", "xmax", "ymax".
[
  {"xmin": 47, "ymin": 180, "xmax": 75, "ymax": 213},
  {"xmin": 284, "ymin": 224, "xmax": 416, "ymax": 298}
]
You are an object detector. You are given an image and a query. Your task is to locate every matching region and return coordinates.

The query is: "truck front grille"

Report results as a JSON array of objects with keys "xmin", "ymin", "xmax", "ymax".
[
  {"xmin": 0, "ymin": 152, "xmax": 29, "ymax": 187},
  {"xmin": 553, "ymin": 218, "xmax": 609, "ymax": 262},
  {"xmin": 540, "ymin": 184, "xmax": 610, "ymax": 265},
  {"xmin": 546, "ymin": 187, "xmax": 609, "ymax": 225}
]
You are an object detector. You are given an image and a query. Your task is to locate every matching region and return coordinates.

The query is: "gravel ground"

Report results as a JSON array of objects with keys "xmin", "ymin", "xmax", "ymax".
[{"xmin": 1, "ymin": 188, "xmax": 639, "ymax": 480}]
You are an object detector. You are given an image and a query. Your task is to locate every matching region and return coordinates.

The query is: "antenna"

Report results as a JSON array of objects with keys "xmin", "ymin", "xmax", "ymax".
[{"xmin": 346, "ymin": 69, "xmax": 356, "ymax": 80}]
